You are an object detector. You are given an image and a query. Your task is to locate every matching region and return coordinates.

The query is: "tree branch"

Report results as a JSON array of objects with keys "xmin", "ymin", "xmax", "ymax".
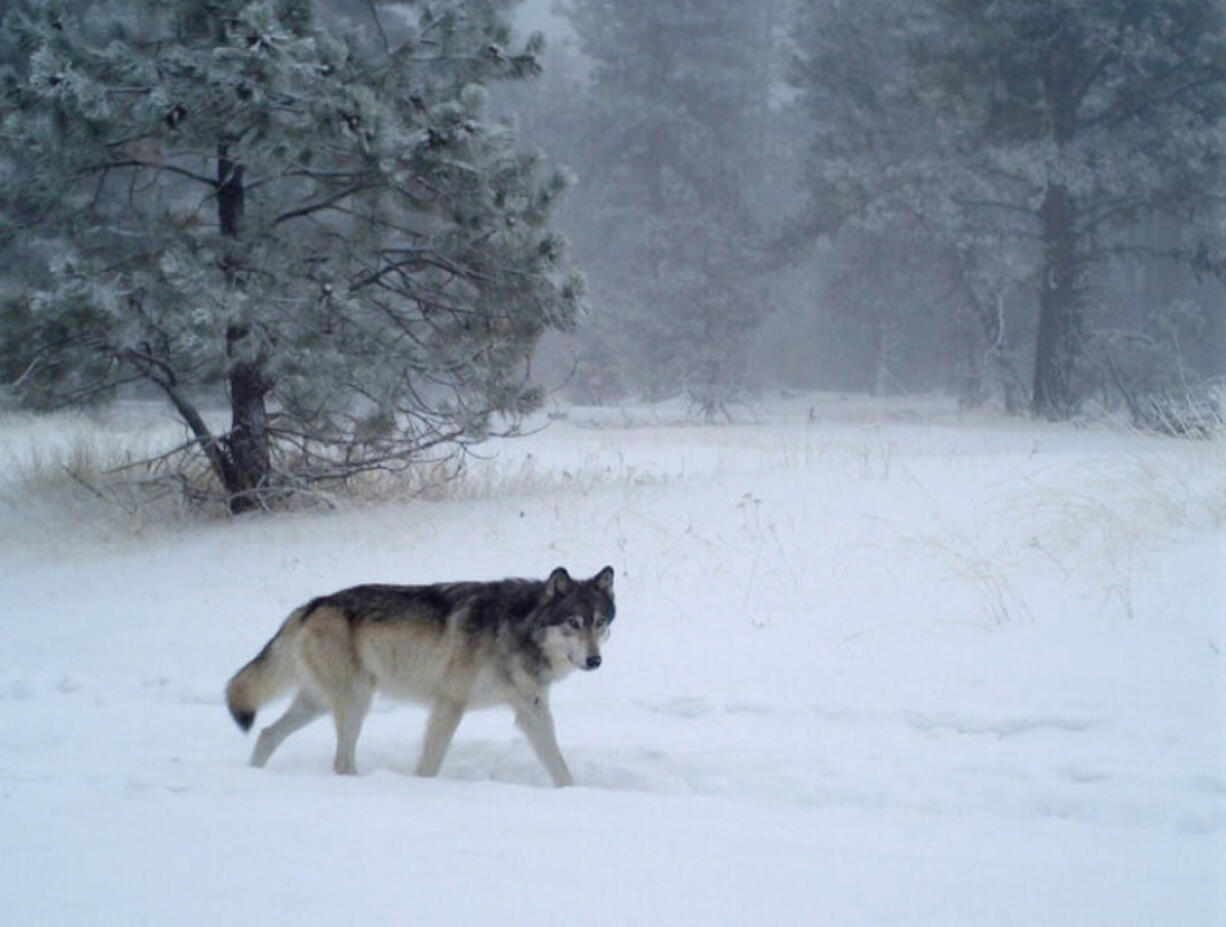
[
  {"xmin": 117, "ymin": 348, "xmax": 233, "ymax": 489},
  {"xmin": 271, "ymin": 184, "xmax": 377, "ymax": 226},
  {"xmin": 950, "ymin": 195, "xmax": 1036, "ymax": 217},
  {"xmin": 77, "ymin": 159, "xmax": 218, "ymax": 188}
]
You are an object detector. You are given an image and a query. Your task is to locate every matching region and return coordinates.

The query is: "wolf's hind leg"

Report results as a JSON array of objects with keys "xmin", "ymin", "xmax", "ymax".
[
  {"xmin": 416, "ymin": 698, "xmax": 465, "ymax": 777},
  {"xmin": 298, "ymin": 608, "xmax": 374, "ymax": 775},
  {"xmin": 251, "ymin": 692, "xmax": 325, "ymax": 768},
  {"xmin": 513, "ymin": 697, "xmax": 574, "ymax": 788}
]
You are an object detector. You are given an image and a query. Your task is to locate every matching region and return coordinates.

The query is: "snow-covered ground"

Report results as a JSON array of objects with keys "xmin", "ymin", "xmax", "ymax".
[{"xmin": 2, "ymin": 394, "xmax": 1223, "ymax": 925}]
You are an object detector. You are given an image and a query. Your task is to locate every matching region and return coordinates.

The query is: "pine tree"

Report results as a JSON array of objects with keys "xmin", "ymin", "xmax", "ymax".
[
  {"xmin": 561, "ymin": 0, "xmax": 774, "ymax": 413},
  {"xmin": 0, "ymin": 0, "xmax": 580, "ymax": 511},
  {"xmin": 790, "ymin": 0, "xmax": 1226, "ymax": 419}
]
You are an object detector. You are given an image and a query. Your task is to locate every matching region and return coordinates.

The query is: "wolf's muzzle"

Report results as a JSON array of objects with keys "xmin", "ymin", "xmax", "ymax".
[{"xmin": 585, "ymin": 655, "xmax": 602, "ymax": 669}]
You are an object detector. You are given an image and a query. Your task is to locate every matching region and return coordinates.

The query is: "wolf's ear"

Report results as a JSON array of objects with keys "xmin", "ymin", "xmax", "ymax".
[
  {"xmin": 544, "ymin": 566, "xmax": 574, "ymax": 599},
  {"xmin": 594, "ymin": 565, "xmax": 614, "ymax": 594}
]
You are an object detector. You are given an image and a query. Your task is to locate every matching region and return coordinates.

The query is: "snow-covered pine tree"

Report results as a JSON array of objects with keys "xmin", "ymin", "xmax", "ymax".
[
  {"xmin": 0, "ymin": 0, "xmax": 580, "ymax": 512},
  {"xmin": 787, "ymin": 2, "xmax": 1027, "ymax": 404},
  {"xmin": 561, "ymin": 0, "xmax": 774, "ymax": 414},
  {"xmin": 790, "ymin": 0, "xmax": 1226, "ymax": 419}
]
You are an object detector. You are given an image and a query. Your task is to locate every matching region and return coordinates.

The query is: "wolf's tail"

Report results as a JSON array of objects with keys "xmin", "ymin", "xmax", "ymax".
[{"xmin": 225, "ymin": 605, "xmax": 309, "ymax": 732}]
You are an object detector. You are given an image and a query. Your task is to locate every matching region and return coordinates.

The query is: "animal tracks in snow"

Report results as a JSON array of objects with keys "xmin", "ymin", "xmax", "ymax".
[
  {"xmin": 614, "ymin": 695, "xmax": 1220, "ymax": 833},
  {"xmin": 902, "ymin": 710, "xmax": 1103, "ymax": 738},
  {"xmin": 637, "ymin": 695, "xmax": 1104, "ymax": 741}
]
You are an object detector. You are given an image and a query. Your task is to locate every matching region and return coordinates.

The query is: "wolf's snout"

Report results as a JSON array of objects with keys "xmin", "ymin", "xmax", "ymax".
[{"xmin": 585, "ymin": 655, "xmax": 602, "ymax": 669}]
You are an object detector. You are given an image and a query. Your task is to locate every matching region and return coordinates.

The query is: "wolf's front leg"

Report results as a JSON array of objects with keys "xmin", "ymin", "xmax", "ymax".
[
  {"xmin": 416, "ymin": 697, "xmax": 465, "ymax": 778},
  {"xmin": 513, "ymin": 695, "xmax": 574, "ymax": 787}
]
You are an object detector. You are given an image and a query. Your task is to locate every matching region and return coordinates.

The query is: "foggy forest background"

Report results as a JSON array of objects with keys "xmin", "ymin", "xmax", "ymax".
[{"xmin": 2, "ymin": 0, "xmax": 1224, "ymax": 513}]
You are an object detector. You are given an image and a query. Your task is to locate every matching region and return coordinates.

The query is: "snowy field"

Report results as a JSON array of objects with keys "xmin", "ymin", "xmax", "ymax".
[{"xmin": 1, "ymin": 394, "xmax": 1223, "ymax": 925}]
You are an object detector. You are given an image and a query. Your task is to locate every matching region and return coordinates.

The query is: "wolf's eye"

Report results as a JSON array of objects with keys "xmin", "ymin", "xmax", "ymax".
[{"xmin": 567, "ymin": 617, "xmax": 582, "ymax": 630}]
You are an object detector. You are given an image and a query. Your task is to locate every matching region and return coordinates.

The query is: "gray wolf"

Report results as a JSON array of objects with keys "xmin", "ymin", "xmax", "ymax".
[{"xmin": 225, "ymin": 566, "xmax": 615, "ymax": 787}]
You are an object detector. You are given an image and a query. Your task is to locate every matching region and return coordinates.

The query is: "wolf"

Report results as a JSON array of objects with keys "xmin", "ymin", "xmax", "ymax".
[{"xmin": 225, "ymin": 566, "xmax": 614, "ymax": 787}]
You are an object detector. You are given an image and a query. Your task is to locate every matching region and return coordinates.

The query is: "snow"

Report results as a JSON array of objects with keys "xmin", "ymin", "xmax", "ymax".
[{"xmin": 1, "ymin": 395, "xmax": 1223, "ymax": 925}]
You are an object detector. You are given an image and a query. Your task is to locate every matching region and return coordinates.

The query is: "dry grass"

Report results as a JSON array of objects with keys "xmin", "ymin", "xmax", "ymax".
[
  {"xmin": 0, "ymin": 406, "xmax": 205, "ymax": 540},
  {"xmin": 4, "ymin": 398, "xmax": 1222, "ymax": 574},
  {"xmin": 0, "ymin": 404, "xmax": 661, "ymax": 541}
]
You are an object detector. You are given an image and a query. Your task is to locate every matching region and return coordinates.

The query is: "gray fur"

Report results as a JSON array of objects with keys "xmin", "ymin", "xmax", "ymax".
[{"xmin": 225, "ymin": 566, "xmax": 615, "ymax": 787}]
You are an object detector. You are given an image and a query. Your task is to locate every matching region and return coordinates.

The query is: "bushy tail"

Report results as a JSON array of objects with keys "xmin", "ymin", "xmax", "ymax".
[{"xmin": 225, "ymin": 606, "xmax": 308, "ymax": 732}]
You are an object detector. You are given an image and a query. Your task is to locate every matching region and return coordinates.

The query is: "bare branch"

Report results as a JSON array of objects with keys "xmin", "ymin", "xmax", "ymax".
[
  {"xmin": 77, "ymin": 159, "xmax": 218, "ymax": 188},
  {"xmin": 271, "ymin": 184, "xmax": 378, "ymax": 227}
]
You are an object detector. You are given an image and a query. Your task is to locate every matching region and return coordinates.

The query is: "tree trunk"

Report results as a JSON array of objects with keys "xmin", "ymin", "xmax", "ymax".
[
  {"xmin": 1031, "ymin": 182, "xmax": 1081, "ymax": 419},
  {"xmin": 217, "ymin": 143, "xmax": 245, "ymax": 238},
  {"xmin": 215, "ymin": 142, "xmax": 272, "ymax": 513},
  {"xmin": 1032, "ymin": 24, "xmax": 1084, "ymax": 420},
  {"xmin": 873, "ymin": 317, "xmax": 896, "ymax": 397},
  {"xmin": 225, "ymin": 354, "xmax": 272, "ymax": 513}
]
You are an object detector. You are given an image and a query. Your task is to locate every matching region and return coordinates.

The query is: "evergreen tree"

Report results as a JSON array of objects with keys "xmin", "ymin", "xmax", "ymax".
[
  {"xmin": 561, "ymin": 0, "xmax": 774, "ymax": 413},
  {"xmin": 0, "ymin": 0, "xmax": 579, "ymax": 511},
  {"xmin": 791, "ymin": 0, "xmax": 1226, "ymax": 418},
  {"xmin": 936, "ymin": 0, "xmax": 1226, "ymax": 418}
]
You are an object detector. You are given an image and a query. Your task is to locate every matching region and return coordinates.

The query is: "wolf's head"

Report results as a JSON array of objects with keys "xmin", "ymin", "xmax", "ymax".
[{"xmin": 535, "ymin": 566, "xmax": 615, "ymax": 674}]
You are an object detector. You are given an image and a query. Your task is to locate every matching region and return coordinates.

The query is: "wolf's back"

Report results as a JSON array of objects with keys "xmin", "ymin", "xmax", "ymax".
[{"xmin": 225, "ymin": 605, "xmax": 308, "ymax": 731}]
